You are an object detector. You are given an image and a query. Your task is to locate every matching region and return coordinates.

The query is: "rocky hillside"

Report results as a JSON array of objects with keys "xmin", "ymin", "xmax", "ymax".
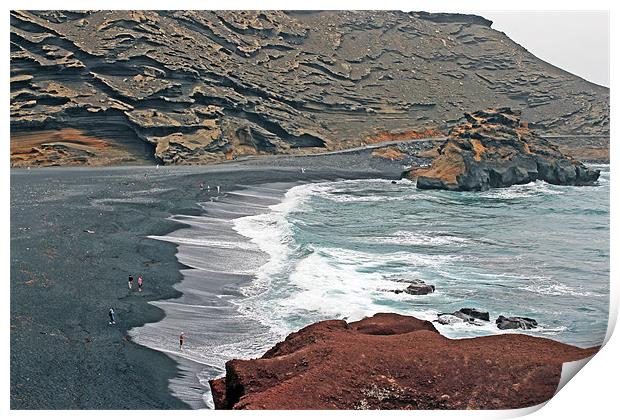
[
  {"xmin": 10, "ymin": 10, "xmax": 609, "ymax": 166},
  {"xmin": 210, "ymin": 313, "xmax": 598, "ymax": 409}
]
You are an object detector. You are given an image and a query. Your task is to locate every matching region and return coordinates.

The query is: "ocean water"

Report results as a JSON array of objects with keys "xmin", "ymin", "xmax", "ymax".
[{"xmin": 130, "ymin": 165, "xmax": 609, "ymax": 408}]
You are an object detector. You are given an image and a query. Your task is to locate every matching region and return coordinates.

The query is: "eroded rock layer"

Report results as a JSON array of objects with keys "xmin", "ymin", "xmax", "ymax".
[
  {"xmin": 409, "ymin": 108, "xmax": 600, "ymax": 191},
  {"xmin": 11, "ymin": 11, "xmax": 609, "ymax": 166},
  {"xmin": 209, "ymin": 313, "xmax": 597, "ymax": 410}
]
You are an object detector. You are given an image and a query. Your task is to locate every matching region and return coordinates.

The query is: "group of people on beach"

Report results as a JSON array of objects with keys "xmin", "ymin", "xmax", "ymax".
[
  {"xmin": 108, "ymin": 274, "xmax": 187, "ymax": 352},
  {"xmin": 107, "ymin": 275, "xmax": 144, "ymax": 325},
  {"xmin": 199, "ymin": 183, "xmax": 221, "ymax": 193},
  {"xmin": 128, "ymin": 274, "xmax": 144, "ymax": 292}
]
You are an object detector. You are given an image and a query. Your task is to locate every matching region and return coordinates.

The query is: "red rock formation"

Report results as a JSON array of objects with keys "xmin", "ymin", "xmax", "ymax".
[{"xmin": 210, "ymin": 313, "xmax": 598, "ymax": 410}]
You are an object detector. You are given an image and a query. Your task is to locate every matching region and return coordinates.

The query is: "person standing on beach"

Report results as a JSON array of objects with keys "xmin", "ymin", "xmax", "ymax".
[
  {"xmin": 179, "ymin": 332, "xmax": 185, "ymax": 350},
  {"xmin": 109, "ymin": 308, "xmax": 116, "ymax": 325},
  {"xmin": 137, "ymin": 275, "xmax": 143, "ymax": 292},
  {"xmin": 128, "ymin": 275, "xmax": 133, "ymax": 290}
]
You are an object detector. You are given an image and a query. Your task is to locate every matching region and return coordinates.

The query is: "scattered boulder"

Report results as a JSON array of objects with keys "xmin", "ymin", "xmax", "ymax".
[
  {"xmin": 496, "ymin": 315, "xmax": 538, "ymax": 330},
  {"xmin": 458, "ymin": 308, "xmax": 490, "ymax": 322},
  {"xmin": 405, "ymin": 283, "xmax": 435, "ymax": 295},
  {"xmin": 437, "ymin": 314, "xmax": 463, "ymax": 325},
  {"xmin": 408, "ymin": 108, "xmax": 600, "ymax": 191},
  {"xmin": 388, "ymin": 279, "xmax": 435, "ymax": 295},
  {"xmin": 437, "ymin": 308, "xmax": 489, "ymax": 326}
]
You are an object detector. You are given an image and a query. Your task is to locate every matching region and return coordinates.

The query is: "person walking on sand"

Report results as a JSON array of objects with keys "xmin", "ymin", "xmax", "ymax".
[
  {"xmin": 109, "ymin": 308, "xmax": 116, "ymax": 325},
  {"xmin": 137, "ymin": 275, "xmax": 143, "ymax": 292},
  {"xmin": 128, "ymin": 275, "xmax": 134, "ymax": 290},
  {"xmin": 179, "ymin": 332, "xmax": 185, "ymax": 350}
]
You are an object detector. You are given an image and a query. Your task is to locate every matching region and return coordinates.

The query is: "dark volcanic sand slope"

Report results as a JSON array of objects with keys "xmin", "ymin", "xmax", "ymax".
[
  {"xmin": 210, "ymin": 313, "xmax": 598, "ymax": 410},
  {"xmin": 10, "ymin": 10, "xmax": 609, "ymax": 166}
]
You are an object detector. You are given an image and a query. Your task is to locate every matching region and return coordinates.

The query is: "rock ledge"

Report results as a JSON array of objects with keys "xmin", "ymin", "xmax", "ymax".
[{"xmin": 210, "ymin": 313, "xmax": 597, "ymax": 409}]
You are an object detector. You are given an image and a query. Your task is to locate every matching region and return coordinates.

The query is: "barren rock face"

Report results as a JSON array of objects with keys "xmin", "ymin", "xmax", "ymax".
[
  {"xmin": 209, "ymin": 313, "xmax": 597, "ymax": 409},
  {"xmin": 11, "ymin": 11, "xmax": 609, "ymax": 166},
  {"xmin": 410, "ymin": 108, "xmax": 600, "ymax": 191}
]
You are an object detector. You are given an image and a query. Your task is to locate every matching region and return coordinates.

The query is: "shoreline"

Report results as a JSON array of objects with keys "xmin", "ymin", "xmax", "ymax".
[
  {"xmin": 129, "ymin": 161, "xmax": 407, "ymax": 407},
  {"xmin": 10, "ymin": 154, "xmax": 608, "ymax": 409},
  {"xmin": 135, "ymin": 163, "xmax": 609, "ymax": 408},
  {"xmin": 131, "ymin": 180, "xmax": 299, "ymax": 408},
  {"xmin": 10, "ymin": 152, "xmax": 404, "ymax": 409}
]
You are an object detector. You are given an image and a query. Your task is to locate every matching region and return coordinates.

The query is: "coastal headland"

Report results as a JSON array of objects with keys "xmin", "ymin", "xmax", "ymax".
[{"xmin": 210, "ymin": 313, "xmax": 598, "ymax": 409}]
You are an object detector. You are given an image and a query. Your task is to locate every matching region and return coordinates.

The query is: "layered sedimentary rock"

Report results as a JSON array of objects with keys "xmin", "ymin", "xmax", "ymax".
[
  {"xmin": 11, "ymin": 10, "xmax": 609, "ymax": 166},
  {"xmin": 209, "ymin": 313, "xmax": 597, "ymax": 410},
  {"xmin": 409, "ymin": 108, "xmax": 600, "ymax": 191}
]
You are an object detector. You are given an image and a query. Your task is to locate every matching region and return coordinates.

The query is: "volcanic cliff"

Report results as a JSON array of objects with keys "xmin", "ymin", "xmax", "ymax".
[
  {"xmin": 209, "ymin": 313, "xmax": 598, "ymax": 410},
  {"xmin": 11, "ymin": 10, "xmax": 609, "ymax": 167}
]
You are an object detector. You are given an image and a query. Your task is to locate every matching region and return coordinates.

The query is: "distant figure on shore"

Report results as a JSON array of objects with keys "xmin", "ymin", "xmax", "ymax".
[
  {"xmin": 137, "ymin": 275, "xmax": 143, "ymax": 292},
  {"xmin": 128, "ymin": 275, "xmax": 134, "ymax": 290},
  {"xmin": 200, "ymin": 182, "xmax": 204, "ymax": 190},
  {"xmin": 108, "ymin": 308, "xmax": 116, "ymax": 325},
  {"xmin": 216, "ymin": 186, "xmax": 220, "ymax": 193},
  {"xmin": 179, "ymin": 332, "xmax": 185, "ymax": 350},
  {"xmin": 301, "ymin": 167, "xmax": 306, "ymax": 174}
]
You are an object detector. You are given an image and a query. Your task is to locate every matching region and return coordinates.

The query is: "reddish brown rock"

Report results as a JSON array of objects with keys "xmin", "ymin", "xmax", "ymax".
[{"xmin": 209, "ymin": 313, "xmax": 598, "ymax": 410}]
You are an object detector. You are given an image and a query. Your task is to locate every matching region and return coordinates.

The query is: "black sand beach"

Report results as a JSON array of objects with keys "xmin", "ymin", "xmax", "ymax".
[{"xmin": 10, "ymin": 151, "xmax": 403, "ymax": 409}]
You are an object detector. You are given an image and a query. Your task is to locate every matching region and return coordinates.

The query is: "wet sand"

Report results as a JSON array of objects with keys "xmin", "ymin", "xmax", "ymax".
[{"xmin": 10, "ymin": 151, "xmax": 403, "ymax": 409}]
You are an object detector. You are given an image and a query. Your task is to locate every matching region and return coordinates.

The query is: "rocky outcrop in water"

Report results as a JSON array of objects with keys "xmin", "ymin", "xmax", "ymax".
[
  {"xmin": 11, "ymin": 11, "xmax": 609, "ymax": 166},
  {"xmin": 437, "ymin": 308, "xmax": 490, "ymax": 325},
  {"xmin": 388, "ymin": 279, "xmax": 435, "ymax": 295},
  {"xmin": 409, "ymin": 108, "xmax": 600, "ymax": 191},
  {"xmin": 209, "ymin": 313, "xmax": 597, "ymax": 409},
  {"xmin": 496, "ymin": 316, "xmax": 538, "ymax": 330}
]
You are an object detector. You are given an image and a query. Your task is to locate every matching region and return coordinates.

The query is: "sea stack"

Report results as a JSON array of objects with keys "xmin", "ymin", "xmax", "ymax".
[{"xmin": 408, "ymin": 108, "xmax": 600, "ymax": 191}]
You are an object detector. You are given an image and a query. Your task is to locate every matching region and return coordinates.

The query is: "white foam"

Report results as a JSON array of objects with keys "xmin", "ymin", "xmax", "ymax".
[
  {"xmin": 369, "ymin": 230, "xmax": 469, "ymax": 247},
  {"xmin": 478, "ymin": 180, "xmax": 564, "ymax": 199},
  {"xmin": 148, "ymin": 235, "xmax": 258, "ymax": 250},
  {"xmin": 231, "ymin": 183, "xmax": 319, "ymax": 297},
  {"xmin": 519, "ymin": 279, "xmax": 603, "ymax": 297}
]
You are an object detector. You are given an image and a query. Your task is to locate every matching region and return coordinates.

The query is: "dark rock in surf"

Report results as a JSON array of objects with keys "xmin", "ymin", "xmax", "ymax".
[
  {"xmin": 458, "ymin": 308, "xmax": 490, "ymax": 322},
  {"xmin": 496, "ymin": 315, "xmax": 538, "ymax": 330},
  {"xmin": 409, "ymin": 108, "xmax": 600, "ymax": 191},
  {"xmin": 405, "ymin": 283, "xmax": 435, "ymax": 295},
  {"xmin": 388, "ymin": 279, "xmax": 435, "ymax": 295},
  {"xmin": 437, "ymin": 308, "xmax": 489, "ymax": 325}
]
